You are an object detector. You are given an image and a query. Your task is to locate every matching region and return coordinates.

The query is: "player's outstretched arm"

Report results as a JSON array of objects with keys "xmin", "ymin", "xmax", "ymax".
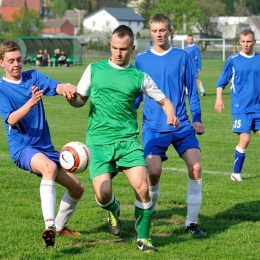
[
  {"xmin": 215, "ymin": 87, "xmax": 225, "ymax": 114},
  {"xmin": 158, "ymin": 97, "xmax": 179, "ymax": 127}
]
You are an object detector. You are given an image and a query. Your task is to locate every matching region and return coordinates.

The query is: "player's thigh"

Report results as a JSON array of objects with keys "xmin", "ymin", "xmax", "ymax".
[{"xmin": 232, "ymin": 113, "xmax": 252, "ymax": 134}]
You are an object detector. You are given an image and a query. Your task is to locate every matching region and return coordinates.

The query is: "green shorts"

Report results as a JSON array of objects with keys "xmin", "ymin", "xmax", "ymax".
[{"xmin": 88, "ymin": 141, "xmax": 146, "ymax": 180}]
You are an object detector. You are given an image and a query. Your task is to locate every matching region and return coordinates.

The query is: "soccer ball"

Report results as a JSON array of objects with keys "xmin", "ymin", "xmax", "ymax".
[{"xmin": 59, "ymin": 141, "xmax": 91, "ymax": 174}]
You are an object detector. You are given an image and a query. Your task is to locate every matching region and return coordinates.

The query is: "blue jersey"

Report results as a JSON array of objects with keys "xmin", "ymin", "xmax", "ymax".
[
  {"xmin": 216, "ymin": 52, "xmax": 260, "ymax": 114},
  {"xmin": 0, "ymin": 70, "xmax": 60, "ymax": 162},
  {"xmin": 135, "ymin": 46, "xmax": 201, "ymax": 132},
  {"xmin": 185, "ymin": 44, "xmax": 202, "ymax": 70}
]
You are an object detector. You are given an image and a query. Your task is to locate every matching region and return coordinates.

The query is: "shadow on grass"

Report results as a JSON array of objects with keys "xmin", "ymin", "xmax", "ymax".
[{"xmin": 57, "ymin": 200, "xmax": 260, "ymax": 254}]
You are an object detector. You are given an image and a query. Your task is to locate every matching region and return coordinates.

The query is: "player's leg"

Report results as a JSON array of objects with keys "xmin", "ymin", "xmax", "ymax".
[
  {"xmin": 181, "ymin": 148, "xmax": 205, "ymax": 236},
  {"xmin": 231, "ymin": 114, "xmax": 252, "ymax": 181},
  {"xmin": 196, "ymin": 78, "xmax": 206, "ymax": 96},
  {"xmin": 55, "ymin": 168, "xmax": 84, "ymax": 236},
  {"xmin": 124, "ymin": 165, "xmax": 157, "ymax": 252},
  {"xmin": 26, "ymin": 150, "xmax": 58, "ymax": 246},
  {"xmin": 89, "ymin": 144, "xmax": 120, "ymax": 235},
  {"xmin": 174, "ymin": 127, "xmax": 205, "ymax": 236},
  {"xmin": 92, "ymin": 173, "xmax": 121, "ymax": 235},
  {"xmin": 143, "ymin": 131, "xmax": 169, "ymax": 212}
]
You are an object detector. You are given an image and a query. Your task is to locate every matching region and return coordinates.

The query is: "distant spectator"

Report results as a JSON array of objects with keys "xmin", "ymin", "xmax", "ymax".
[
  {"xmin": 58, "ymin": 51, "xmax": 67, "ymax": 67},
  {"xmin": 42, "ymin": 49, "xmax": 50, "ymax": 67},
  {"xmin": 53, "ymin": 48, "xmax": 60, "ymax": 67},
  {"xmin": 36, "ymin": 50, "xmax": 43, "ymax": 66}
]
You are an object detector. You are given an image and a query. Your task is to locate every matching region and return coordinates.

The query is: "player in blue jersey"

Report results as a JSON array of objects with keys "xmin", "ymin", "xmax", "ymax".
[
  {"xmin": 68, "ymin": 25, "xmax": 179, "ymax": 252},
  {"xmin": 215, "ymin": 29, "xmax": 260, "ymax": 182},
  {"xmin": 186, "ymin": 34, "xmax": 206, "ymax": 96},
  {"xmin": 0, "ymin": 40, "xmax": 84, "ymax": 247},
  {"xmin": 135, "ymin": 13, "xmax": 206, "ymax": 236}
]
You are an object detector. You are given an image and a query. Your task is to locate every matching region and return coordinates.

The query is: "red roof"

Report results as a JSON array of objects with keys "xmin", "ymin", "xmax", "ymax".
[
  {"xmin": 0, "ymin": 7, "xmax": 21, "ymax": 21},
  {"xmin": 0, "ymin": 0, "xmax": 40, "ymax": 21},
  {"xmin": 1, "ymin": 0, "xmax": 40, "ymax": 12}
]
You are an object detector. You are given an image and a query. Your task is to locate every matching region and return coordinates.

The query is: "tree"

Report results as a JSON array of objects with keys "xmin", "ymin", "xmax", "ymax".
[
  {"xmin": 8, "ymin": 8, "xmax": 44, "ymax": 39},
  {"xmin": 243, "ymin": 0, "xmax": 260, "ymax": 15},
  {"xmin": 138, "ymin": 0, "xmax": 157, "ymax": 28},
  {"xmin": 51, "ymin": 0, "xmax": 68, "ymax": 18},
  {"xmin": 196, "ymin": 0, "xmax": 225, "ymax": 38},
  {"xmin": 150, "ymin": 0, "xmax": 203, "ymax": 35}
]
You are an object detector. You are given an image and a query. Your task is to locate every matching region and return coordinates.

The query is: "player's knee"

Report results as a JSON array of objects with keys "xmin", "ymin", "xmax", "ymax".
[
  {"xmin": 69, "ymin": 183, "xmax": 84, "ymax": 199},
  {"xmin": 187, "ymin": 162, "xmax": 201, "ymax": 178},
  {"xmin": 41, "ymin": 160, "xmax": 58, "ymax": 179}
]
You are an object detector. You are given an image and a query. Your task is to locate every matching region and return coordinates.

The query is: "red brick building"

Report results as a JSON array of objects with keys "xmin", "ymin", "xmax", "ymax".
[{"xmin": 42, "ymin": 18, "xmax": 74, "ymax": 36}]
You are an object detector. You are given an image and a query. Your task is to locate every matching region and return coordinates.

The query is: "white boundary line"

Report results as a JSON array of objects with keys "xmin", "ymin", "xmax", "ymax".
[{"xmin": 163, "ymin": 167, "xmax": 230, "ymax": 176}]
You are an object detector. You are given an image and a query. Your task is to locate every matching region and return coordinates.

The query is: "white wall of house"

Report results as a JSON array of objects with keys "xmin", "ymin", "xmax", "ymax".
[{"xmin": 83, "ymin": 10, "xmax": 144, "ymax": 35}]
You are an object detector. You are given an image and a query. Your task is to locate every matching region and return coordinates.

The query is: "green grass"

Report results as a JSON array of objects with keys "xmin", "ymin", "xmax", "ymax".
[{"xmin": 1, "ymin": 59, "xmax": 260, "ymax": 259}]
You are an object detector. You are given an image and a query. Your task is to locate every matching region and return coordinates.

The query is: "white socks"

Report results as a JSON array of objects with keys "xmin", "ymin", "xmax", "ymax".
[
  {"xmin": 185, "ymin": 178, "xmax": 202, "ymax": 227},
  {"xmin": 40, "ymin": 180, "xmax": 56, "ymax": 228},
  {"xmin": 199, "ymin": 82, "xmax": 205, "ymax": 93},
  {"xmin": 55, "ymin": 192, "xmax": 79, "ymax": 232},
  {"xmin": 149, "ymin": 182, "xmax": 160, "ymax": 211}
]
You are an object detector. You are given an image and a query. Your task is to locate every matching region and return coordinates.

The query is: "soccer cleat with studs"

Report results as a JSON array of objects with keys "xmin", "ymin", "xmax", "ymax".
[
  {"xmin": 42, "ymin": 225, "xmax": 56, "ymax": 247},
  {"xmin": 108, "ymin": 201, "xmax": 121, "ymax": 236},
  {"xmin": 56, "ymin": 226, "xmax": 81, "ymax": 236},
  {"xmin": 185, "ymin": 223, "xmax": 206, "ymax": 237},
  {"xmin": 137, "ymin": 238, "xmax": 158, "ymax": 252}
]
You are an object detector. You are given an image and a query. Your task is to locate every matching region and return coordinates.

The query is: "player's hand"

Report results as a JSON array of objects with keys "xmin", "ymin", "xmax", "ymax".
[
  {"xmin": 168, "ymin": 115, "xmax": 179, "ymax": 127},
  {"xmin": 60, "ymin": 83, "xmax": 77, "ymax": 101},
  {"xmin": 31, "ymin": 86, "xmax": 43, "ymax": 105},
  {"xmin": 215, "ymin": 100, "xmax": 225, "ymax": 113},
  {"xmin": 193, "ymin": 122, "xmax": 205, "ymax": 135}
]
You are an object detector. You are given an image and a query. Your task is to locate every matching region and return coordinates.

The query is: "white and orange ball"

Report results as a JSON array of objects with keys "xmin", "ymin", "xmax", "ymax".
[{"xmin": 59, "ymin": 141, "xmax": 91, "ymax": 173}]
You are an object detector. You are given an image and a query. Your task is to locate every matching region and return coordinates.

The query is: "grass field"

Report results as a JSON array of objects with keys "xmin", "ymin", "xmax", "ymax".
[{"xmin": 1, "ymin": 59, "xmax": 260, "ymax": 259}]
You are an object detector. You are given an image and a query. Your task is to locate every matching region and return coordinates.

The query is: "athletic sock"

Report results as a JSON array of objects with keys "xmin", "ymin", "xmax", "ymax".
[
  {"xmin": 185, "ymin": 178, "xmax": 202, "ymax": 227},
  {"xmin": 233, "ymin": 145, "xmax": 246, "ymax": 174},
  {"xmin": 40, "ymin": 180, "xmax": 56, "ymax": 228},
  {"xmin": 135, "ymin": 200, "xmax": 153, "ymax": 239},
  {"xmin": 95, "ymin": 194, "xmax": 119, "ymax": 213},
  {"xmin": 55, "ymin": 192, "xmax": 79, "ymax": 232},
  {"xmin": 149, "ymin": 182, "xmax": 160, "ymax": 210},
  {"xmin": 199, "ymin": 82, "xmax": 205, "ymax": 93}
]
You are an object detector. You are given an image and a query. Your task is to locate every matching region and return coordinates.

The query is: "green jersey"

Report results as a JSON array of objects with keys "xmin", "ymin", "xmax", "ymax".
[{"xmin": 77, "ymin": 59, "xmax": 165, "ymax": 145}]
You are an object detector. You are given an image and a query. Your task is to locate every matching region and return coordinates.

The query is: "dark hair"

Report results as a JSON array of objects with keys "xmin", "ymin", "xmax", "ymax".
[
  {"xmin": 0, "ymin": 40, "xmax": 21, "ymax": 60},
  {"xmin": 112, "ymin": 25, "xmax": 134, "ymax": 46},
  {"xmin": 150, "ymin": 13, "xmax": 171, "ymax": 29}
]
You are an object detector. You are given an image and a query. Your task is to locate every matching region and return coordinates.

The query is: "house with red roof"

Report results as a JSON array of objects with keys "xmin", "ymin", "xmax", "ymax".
[{"xmin": 0, "ymin": 0, "xmax": 40, "ymax": 21}]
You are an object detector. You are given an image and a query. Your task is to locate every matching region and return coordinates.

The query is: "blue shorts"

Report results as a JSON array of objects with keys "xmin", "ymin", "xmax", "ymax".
[
  {"xmin": 232, "ymin": 113, "xmax": 260, "ymax": 134},
  {"xmin": 143, "ymin": 125, "xmax": 200, "ymax": 161},
  {"xmin": 15, "ymin": 147, "xmax": 60, "ymax": 173}
]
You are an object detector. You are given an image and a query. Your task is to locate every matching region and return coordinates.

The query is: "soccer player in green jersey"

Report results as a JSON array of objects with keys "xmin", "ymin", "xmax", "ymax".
[{"xmin": 67, "ymin": 25, "xmax": 179, "ymax": 252}]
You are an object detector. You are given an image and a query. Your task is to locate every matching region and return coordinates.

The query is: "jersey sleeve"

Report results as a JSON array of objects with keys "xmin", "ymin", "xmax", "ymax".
[
  {"xmin": 196, "ymin": 46, "xmax": 202, "ymax": 70},
  {"xmin": 216, "ymin": 58, "xmax": 233, "ymax": 89},
  {"xmin": 33, "ymin": 70, "xmax": 60, "ymax": 96},
  {"xmin": 77, "ymin": 64, "xmax": 91, "ymax": 96},
  {"xmin": 185, "ymin": 54, "xmax": 202, "ymax": 123},
  {"xmin": 141, "ymin": 73, "xmax": 165, "ymax": 102}
]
